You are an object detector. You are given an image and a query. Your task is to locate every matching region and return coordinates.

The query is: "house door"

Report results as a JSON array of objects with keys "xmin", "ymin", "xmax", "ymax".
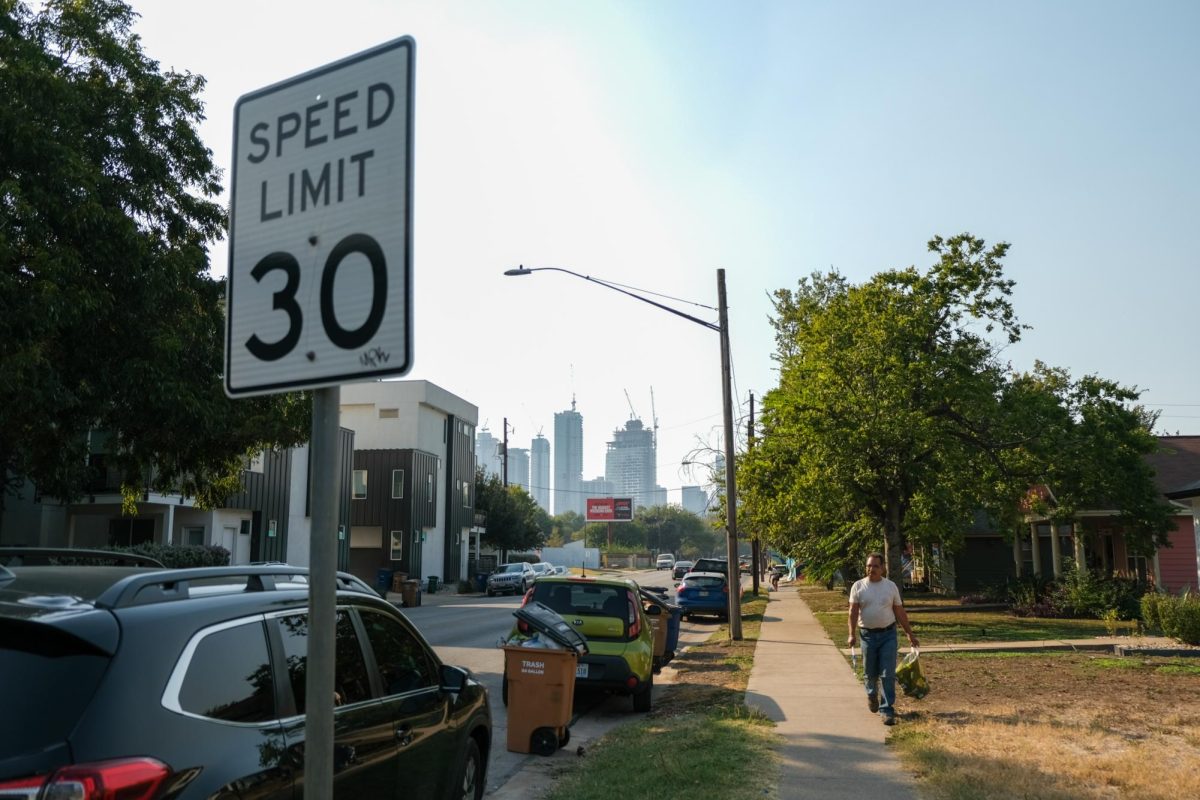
[{"xmin": 222, "ymin": 526, "xmax": 236, "ymax": 563}]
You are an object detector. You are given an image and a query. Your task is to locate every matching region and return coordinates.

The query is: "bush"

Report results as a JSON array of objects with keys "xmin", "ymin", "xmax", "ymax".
[
  {"xmin": 1050, "ymin": 568, "xmax": 1146, "ymax": 621},
  {"xmin": 1141, "ymin": 592, "xmax": 1164, "ymax": 631},
  {"xmin": 109, "ymin": 543, "xmax": 230, "ymax": 568},
  {"xmin": 1157, "ymin": 592, "xmax": 1200, "ymax": 645}
]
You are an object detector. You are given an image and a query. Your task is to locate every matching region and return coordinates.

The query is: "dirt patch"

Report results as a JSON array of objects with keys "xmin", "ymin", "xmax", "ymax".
[{"xmin": 892, "ymin": 652, "xmax": 1200, "ymax": 799}]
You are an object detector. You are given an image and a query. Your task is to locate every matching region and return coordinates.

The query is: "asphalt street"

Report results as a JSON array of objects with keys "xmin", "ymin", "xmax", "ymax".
[{"xmin": 402, "ymin": 568, "xmax": 721, "ymax": 794}]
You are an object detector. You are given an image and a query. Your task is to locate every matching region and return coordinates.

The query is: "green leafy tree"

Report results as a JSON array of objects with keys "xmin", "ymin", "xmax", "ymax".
[
  {"xmin": 0, "ymin": 0, "xmax": 309, "ymax": 527},
  {"xmin": 475, "ymin": 468, "xmax": 548, "ymax": 557},
  {"xmin": 1009, "ymin": 363, "xmax": 1174, "ymax": 559},
  {"xmin": 741, "ymin": 234, "xmax": 1024, "ymax": 580},
  {"xmin": 634, "ymin": 505, "xmax": 715, "ymax": 558}
]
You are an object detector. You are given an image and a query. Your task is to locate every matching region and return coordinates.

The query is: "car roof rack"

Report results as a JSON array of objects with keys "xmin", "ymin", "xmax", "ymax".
[
  {"xmin": 93, "ymin": 565, "xmax": 378, "ymax": 609},
  {"xmin": 0, "ymin": 547, "xmax": 166, "ymax": 568}
]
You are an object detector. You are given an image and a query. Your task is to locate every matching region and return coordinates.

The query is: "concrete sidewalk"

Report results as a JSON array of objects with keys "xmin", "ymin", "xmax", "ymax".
[{"xmin": 746, "ymin": 588, "xmax": 918, "ymax": 800}]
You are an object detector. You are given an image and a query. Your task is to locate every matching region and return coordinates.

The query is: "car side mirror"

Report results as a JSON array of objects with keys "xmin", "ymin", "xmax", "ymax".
[{"xmin": 440, "ymin": 664, "xmax": 467, "ymax": 694}]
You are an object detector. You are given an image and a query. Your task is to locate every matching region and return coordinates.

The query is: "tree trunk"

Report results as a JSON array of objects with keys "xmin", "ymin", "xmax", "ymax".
[{"xmin": 884, "ymin": 499, "xmax": 904, "ymax": 584}]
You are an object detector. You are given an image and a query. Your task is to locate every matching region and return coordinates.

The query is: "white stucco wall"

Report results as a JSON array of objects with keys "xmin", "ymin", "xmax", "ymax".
[{"xmin": 286, "ymin": 444, "xmax": 313, "ymax": 567}]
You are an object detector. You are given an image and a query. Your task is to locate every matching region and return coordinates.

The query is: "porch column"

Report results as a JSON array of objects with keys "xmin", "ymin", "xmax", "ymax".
[
  {"xmin": 165, "ymin": 503, "xmax": 175, "ymax": 545},
  {"xmin": 1100, "ymin": 533, "xmax": 1110, "ymax": 576},
  {"xmin": 1050, "ymin": 523, "xmax": 1063, "ymax": 578},
  {"xmin": 1013, "ymin": 528, "xmax": 1023, "ymax": 578},
  {"xmin": 1073, "ymin": 520, "xmax": 1086, "ymax": 570},
  {"xmin": 1152, "ymin": 552, "xmax": 1162, "ymax": 589},
  {"xmin": 1029, "ymin": 523, "xmax": 1042, "ymax": 577}
]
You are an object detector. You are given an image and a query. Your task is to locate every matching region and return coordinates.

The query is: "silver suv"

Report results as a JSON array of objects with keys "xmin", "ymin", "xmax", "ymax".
[{"xmin": 486, "ymin": 562, "xmax": 535, "ymax": 596}]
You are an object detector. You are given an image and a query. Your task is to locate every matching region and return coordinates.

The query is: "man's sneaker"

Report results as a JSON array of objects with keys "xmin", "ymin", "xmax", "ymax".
[
  {"xmin": 883, "ymin": 714, "xmax": 897, "ymax": 726},
  {"xmin": 867, "ymin": 693, "xmax": 879, "ymax": 713}
]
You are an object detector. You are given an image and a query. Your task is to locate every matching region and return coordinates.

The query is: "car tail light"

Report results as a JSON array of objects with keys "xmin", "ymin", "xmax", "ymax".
[
  {"xmin": 676, "ymin": 583, "xmax": 685, "ymax": 594},
  {"xmin": 521, "ymin": 588, "xmax": 534, "ymax": 607},
  {"xmin": 626, "ymin": 591, "xmax": 641, "ymax": 639},
  {"xmin": 0, "ymin": 758, "xmax": 172, "ymax": 800},
  {"xmin": 625, "ymin": 675, "xmax": 639, "ymax": 690}
]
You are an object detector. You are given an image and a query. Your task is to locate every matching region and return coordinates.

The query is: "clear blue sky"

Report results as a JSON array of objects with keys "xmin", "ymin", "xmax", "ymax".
[{"xmin": 129, "ymin": 0, "xmax": 1200, "ymax": 496}]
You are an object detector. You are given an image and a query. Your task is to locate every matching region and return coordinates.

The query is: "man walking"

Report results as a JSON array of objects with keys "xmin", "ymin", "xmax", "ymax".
[{"xmin": 847, "ymin": 552, "xmax": 919, "ymax": 725}]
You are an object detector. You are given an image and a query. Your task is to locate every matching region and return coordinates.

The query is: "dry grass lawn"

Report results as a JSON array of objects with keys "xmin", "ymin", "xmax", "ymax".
[{"xmin": 891, "ymin": 652, "xmax": 1200, "ymax": 800}]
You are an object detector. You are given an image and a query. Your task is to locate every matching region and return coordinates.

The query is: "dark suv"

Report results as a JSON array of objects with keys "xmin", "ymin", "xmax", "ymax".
[
  {"xmin": 691, "ymin": 557, "xmax": 728, "ymax": 575},
  {"xmin": 0, "ymin": 551, "xmax": 491, "ymax": 800}
]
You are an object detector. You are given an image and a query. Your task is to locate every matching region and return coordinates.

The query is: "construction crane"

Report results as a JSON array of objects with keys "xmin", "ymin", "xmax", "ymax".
[
  {"xmin": 623, "ymin": 389, "xmax": 639, "ymax": 421},
  {"xmin": 649, "ymin": 386, "xmax": 659, "ymax": 446}
]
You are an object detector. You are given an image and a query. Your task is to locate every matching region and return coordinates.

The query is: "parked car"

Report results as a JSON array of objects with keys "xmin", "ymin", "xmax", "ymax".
[
  {"xmin": 691, "ymin": 557, "xmax": 728, "ymax": 575},
  {"xmin": 655, "ymin": 553, "xmax": 675, "ymax": 570},
  {"xmin": 553, "ymin": 565, "xmax": 570, "ymax": 575},
  {"xmin": 507, "ymin": 575, "xmax": 655, "ymax": 712},
  {"xmin": 675, "ymin": 571, "xmax": 730, "ymax": 620},
  {"xmin": 486, "ymin": 562, "xmax": 536, "ymax": 596},
  {"xmin": 530, "ymin": 562, "xmax": 556, "ymax": 579},
  {"xmin": 0, "ymin": 553, "xmax": 492, "ymax": 800},
  {"xmin": 671, "ymin": 560, "xmax": 695, "ymax": 580}
]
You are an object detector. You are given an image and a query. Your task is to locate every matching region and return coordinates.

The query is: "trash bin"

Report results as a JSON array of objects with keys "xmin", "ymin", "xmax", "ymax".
[
  {"xmin": 475, "ymin": 573, "xmax": 488, "ymax": 593},
  {"xmin": 503, "ymin": 602, "xmax": 589, "ymax": 756},
  {"xmin": 400, "ymin": 579, "xmax": 422, "ymax": 608},
  {"xmin": 390, "ymin": 572, "xmax": 408, "ymax": 593},
  {"xmin": 640, "ymin": 589, "xmax": 681, "ymax": 668},
  {"xmin": 426, "ymin": 576, "xmax": 439, "ymax": 594},
  {"xmin": 375, "ymin": 568, "xmax": 394, "ymax": 595}
]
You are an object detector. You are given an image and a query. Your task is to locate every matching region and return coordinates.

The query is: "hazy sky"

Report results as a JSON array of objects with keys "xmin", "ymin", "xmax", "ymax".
[{"xmin": 127, "ymin": 0, "xmax": 1200, "ymax": 499}]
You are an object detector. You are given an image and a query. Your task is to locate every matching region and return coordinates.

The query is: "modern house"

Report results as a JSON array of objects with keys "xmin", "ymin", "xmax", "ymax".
[
  {"xmin": 0, "ymin": 430, "xmax": 356, "ymax": 569},
  {"xmin": 338, "ymin": 380, "xmax": 478, "ymax": 590}
]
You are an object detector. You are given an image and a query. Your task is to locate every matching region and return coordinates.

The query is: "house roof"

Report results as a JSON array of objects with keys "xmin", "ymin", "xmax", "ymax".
[{"xmin": 1146, "ymin": 436, "xmax": 1200, "ymax": 497}]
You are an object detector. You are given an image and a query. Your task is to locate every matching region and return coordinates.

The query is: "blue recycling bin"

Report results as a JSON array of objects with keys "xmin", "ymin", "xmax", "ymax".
[
  {"xmin": 375, "ymin": 568, "xmax": 394, "ymax": 595},
  {"xmin": 664, "ymin": 603, "xmax": 681, "ymax": 654},
  {"xmin": 475, "ymin": 573, "xmax": 488, "ymax": 593}
]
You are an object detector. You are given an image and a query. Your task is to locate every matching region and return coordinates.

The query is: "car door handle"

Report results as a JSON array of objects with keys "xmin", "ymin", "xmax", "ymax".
[{"xmin": 395, "ymin": 725, "xmax": 414, "ymax": 747}]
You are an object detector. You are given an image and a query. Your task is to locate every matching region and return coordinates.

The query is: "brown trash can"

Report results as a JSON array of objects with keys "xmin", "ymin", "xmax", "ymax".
[
  {"xmin": 503, "ymin": 644, "xmax": 578, "ymax": 756},
  {"xmin": 400, "ymin": 579, "xmax": 421, "ymax": 608},
  {"xmin": 646, "ymin": 609, "xmax": 667, "ymax": 660},
  {"xmin": 391, "ymin": 572, "xmax": 408, "ymax": 593}
]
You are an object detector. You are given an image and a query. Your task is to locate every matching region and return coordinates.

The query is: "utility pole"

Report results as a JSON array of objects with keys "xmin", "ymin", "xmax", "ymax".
[
  {"xmin": 502, "ymin": 416, "xmax": 509, "ymax": 487},
  {"xmin": 718, "ymin": 269, "xmax": 742, "ymax": 640},
  {"xmin": 749, "ymin": 390, "xmax": 760, "ymax": 596}
]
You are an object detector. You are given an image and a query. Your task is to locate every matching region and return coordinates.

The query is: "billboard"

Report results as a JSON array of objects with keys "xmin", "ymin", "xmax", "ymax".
[{"xmin": 586, "ymin": 497, "xmax": 634, "ymax": 522}]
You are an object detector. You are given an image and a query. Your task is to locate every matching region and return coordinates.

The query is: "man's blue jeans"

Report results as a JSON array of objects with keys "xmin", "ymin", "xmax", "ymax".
[{"xmin": 861, "ymin": 626, "xmax": 897, "ymax": 717}]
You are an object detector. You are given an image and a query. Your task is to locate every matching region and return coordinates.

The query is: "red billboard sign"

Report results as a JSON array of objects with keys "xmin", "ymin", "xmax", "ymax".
[{"xmin": 586, "ymin": 497, "xmax": 633, "ymax": 522}]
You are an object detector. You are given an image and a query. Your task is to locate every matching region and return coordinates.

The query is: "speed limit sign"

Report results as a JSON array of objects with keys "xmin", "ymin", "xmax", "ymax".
[{"xmin": 224, "ymin": 38, "xmax": 414, "ymax": 397}]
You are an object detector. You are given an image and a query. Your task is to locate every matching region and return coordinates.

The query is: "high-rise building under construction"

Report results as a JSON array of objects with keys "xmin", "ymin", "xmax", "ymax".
[{"xmin": 604, "ymin": 418, "xmax": 656, "ymax": 509}]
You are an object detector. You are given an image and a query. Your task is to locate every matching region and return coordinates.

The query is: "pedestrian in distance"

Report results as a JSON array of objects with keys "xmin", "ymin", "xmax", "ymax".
[{"xmin": 847, "ymin": 552, "xmax": 919, "ymax": 725}]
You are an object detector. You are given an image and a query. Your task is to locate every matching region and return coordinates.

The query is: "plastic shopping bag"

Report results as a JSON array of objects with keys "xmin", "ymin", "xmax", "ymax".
[{"xmin": 896, "ymin": 648, "xmax": 930, "ymax": 699}]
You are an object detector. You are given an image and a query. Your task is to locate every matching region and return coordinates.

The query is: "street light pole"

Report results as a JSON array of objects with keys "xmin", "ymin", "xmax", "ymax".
[{"xmin": 504, "ymin": 265, "xmax": 743, "ymax": 640}]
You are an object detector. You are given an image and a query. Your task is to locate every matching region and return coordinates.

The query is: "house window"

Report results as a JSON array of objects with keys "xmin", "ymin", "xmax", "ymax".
[
  {"xmin": 391, "ymin": 470, "xmax": 405, "ymax": 499},
  {"xmin": 239, "ymin": 519, "xmax": 252, "ymax": 535},
  {"xmin": 183, "ymin": 526, "xmax": 205, "ymax": 546},
  {"xmin": 427, "ymin": 473, "xmax": 433, "ymax": 504},
  {"xmin": 352, "ymin": 470, "xmax": 368, "ymax": 499},
  {"xmin": 390, "ymin": 531, "xmax": 404, "ymax": 561}
]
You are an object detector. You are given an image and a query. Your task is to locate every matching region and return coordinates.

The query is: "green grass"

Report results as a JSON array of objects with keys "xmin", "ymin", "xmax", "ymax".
[
  {"xmin": 542, "ymin": 706, "xmax": 778, "ymax": 800},
  {"xmin": 1156, "ymin": 663, "xmax": 1200, "ymax": 676},
  {"xmin": 811, "ymin": 607, "xmax": 1138, "ymax": 647}
]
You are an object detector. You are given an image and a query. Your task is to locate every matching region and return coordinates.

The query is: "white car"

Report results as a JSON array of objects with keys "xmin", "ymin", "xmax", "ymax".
[
  {"xmin": 530, "ymin": 562, "xmax": 555, "ymax": 579},
  {"xmin": 655, "ymin": 553, "xmax": 675, "ymax": 570}
]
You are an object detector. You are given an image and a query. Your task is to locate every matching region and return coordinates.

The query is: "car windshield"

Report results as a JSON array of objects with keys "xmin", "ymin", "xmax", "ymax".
[
  {"xmin": 501, "ymin": 564, "xmax": 525, "ymax": 573},
  {"xmin": 683, "ymin": 575, "xmax": 726, "ymax": 589}
]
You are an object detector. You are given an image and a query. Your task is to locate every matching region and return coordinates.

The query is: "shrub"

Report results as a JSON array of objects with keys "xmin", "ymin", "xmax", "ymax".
[
  {"xmin": 1141, "ymin": 592, "xmax": 1164, "ymax": 631},
  {"xmin": 109, "ymin": 543, "xmax": 230, "ymax": 568},
  {"xmin": 1157, "ymin": 592, "xmax": 1200, "ymax": 645},
  {"xmin": 1047, "ymin": 567, "xmax": 1146, "ymax": 621}
]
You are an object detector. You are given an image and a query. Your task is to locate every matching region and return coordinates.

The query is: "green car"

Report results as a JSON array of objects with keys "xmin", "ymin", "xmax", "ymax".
[{"xmin": 506, "ymin": 575, "xmax": 655, "ymax": 712}]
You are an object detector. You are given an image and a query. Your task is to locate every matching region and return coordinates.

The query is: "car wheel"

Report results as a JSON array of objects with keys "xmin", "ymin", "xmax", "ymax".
[
  {"xmin": 453, "ymin": 737, "xmax": 484, "ymax": 800},
  {"xmin": 633, "ymin": 673, "xmax": 653, "ymax": 712}
]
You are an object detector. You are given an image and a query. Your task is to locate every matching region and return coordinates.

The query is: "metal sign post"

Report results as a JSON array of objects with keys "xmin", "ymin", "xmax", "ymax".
[{"xmin": 224, "ymin": 37, "xmax": 415, "ymax": 799}]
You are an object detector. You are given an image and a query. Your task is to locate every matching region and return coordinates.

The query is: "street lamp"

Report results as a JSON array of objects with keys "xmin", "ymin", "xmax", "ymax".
[{"xmin": 504, "ymin": 265, "xmax": 743, "ymax": 640}]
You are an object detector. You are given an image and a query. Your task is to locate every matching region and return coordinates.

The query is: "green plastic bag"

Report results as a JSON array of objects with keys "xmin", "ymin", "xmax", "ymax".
[{"xmin": 896, "ymin": 648, "xmax": 929, "ymax": 699}]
